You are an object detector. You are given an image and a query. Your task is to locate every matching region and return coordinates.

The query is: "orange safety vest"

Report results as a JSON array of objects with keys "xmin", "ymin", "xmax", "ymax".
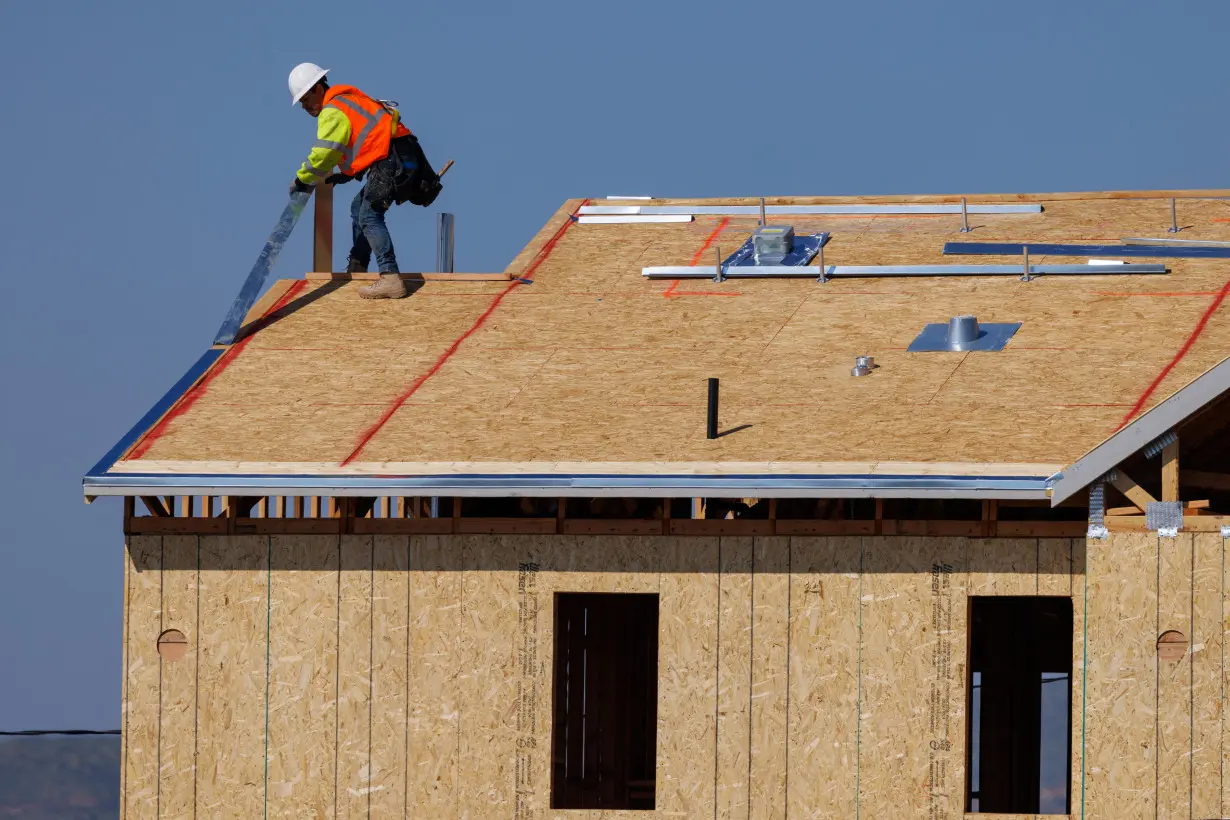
[{"xmin": 322, "ymin": 85, "xmax": 412, "ymax": 176}]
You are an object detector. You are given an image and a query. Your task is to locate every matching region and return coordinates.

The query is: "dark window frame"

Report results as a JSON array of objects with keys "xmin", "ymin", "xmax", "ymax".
[{"xmin": 550, "ymin": 592, "xmax": 659, "ymax": 811}]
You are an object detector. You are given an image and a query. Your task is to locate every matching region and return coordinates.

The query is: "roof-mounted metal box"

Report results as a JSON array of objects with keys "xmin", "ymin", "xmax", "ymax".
[{"xmin": 752, "ymin": 226, "xmax": 795, "ymax": 265}]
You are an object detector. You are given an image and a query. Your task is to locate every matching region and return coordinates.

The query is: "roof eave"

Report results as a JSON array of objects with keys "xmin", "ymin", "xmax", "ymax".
[
  {"xmin": 83, "ymin": 471, "xmax": 1053, "ymax": 500},
  {"xmin": 1050, "ymin": 356, "xmax": 1230, "ymax": 505}
]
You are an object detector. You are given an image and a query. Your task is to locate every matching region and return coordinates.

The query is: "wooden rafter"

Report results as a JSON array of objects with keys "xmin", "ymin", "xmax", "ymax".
[{"xmin": 1109, "ymin": 471, "xmax": 1157, "ymax": 512}]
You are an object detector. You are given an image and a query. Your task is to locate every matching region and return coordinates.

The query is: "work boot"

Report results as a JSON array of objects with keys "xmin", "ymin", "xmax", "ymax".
[
  {"xmin": 345, "ymin": 257, "xmax": 368, "ymax": 273},
  {"xmin": 358, "ymin": 273, "xmax": 408, "ymax": 300}
]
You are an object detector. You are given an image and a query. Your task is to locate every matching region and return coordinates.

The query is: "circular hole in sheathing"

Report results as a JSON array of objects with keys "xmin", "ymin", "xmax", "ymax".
[
  {"xmin": 157, "ymin": 629, "xmax": 189, "ymax": 662},
  {"xmin": 1157, "ymin": 630, "xmax": 1188, "ymax": 662}
]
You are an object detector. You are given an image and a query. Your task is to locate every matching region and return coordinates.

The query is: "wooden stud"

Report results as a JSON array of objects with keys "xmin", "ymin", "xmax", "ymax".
[
  {"xmin": 661, "ymin": 496, "xmax": 671, "ymax": 535},
  {"xmin": 275, "ymin": 496, "xmax": 287, "ymax": 518},
  {"xmin": 768, "ymin": 498, "xmax": 778, "ymax": 536},
  {"xmin": 397, "ymin": 497, "xmax": 409, "ymax": 518},
  {"xmin": 204, "ymin": 496, "xmax": 216, "ymax": 517},
  {"xmin": 452, "ymin": 497, "xmax": 461, "ymax": 526},
  {"xmin": 1161, "ymin": 439, "xmax": 1180, "ymax": 502},
  {"xmin": 1109, "ymin": 470, "xmax": 1158, "ymax": 511},
  {"xmin": 180, "ymin": 496, "xmax": 194, "ymax": 518},
  {"xmin": 123, "ymin": 496, "xmax": 135, "ymax": 527},
  {"xmin": 313, "ymin": 182, "xmax": 333, "ymax": 273},
  {"xmin": 380, "ymin": 496, "xmax": 391, "ymax": 519},
  {"xmin": 256, "ymin": 497, "xmax": 268, "ymax": 518},
  {"xmin": 980, "ymin": 499, "xmax": 999, "ymax": 537},
  {"xmin": 557, "ymin": 497, "xmax": 566, "ymax": 533},
  {"xmin": 308, "ymin": 496, "xmax": 320, "ymax": 518},
  {"xmin": 874, "ymin": 498, "xmax": 884, "ymax": 536}
]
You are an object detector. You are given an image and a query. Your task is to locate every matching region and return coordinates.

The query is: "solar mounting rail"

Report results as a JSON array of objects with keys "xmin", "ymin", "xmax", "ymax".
[
  {"xmin": 643, "ymin": 263, "xmax": 1168, "ymax": 279},
  {"xmin": 944, "ymin": 241, "xmax": 1230, "ymax": 259}
]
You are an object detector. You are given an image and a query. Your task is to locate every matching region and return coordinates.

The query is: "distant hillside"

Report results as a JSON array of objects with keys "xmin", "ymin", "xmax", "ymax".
[{"xmin": 0, "ymin": 736, "xmax": 119, "ymax": 818}]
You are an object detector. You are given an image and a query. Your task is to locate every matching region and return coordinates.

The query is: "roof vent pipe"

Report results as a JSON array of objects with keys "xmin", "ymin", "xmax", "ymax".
[
  {"xmin": 851, "ymin": 355, "xmax": 877, "ymax": 377},
  {"xmin": 436, "ymin": 213, "xmax": 455, "ymax": 273},
  {"xmin": 947, "ymin": 315, "xmax": 981, "ymax": 350}
]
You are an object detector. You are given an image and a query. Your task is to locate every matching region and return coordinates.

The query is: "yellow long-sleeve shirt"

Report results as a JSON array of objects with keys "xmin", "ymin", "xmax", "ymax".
[{"xmin": 296, "ymin": 107, "xmax": 351, "ymax": 185}]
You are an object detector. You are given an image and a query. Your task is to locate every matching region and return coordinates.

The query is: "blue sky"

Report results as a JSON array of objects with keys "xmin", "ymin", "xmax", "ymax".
[{"xmin": 0, "ymin": 0, "xmax": 1226, "ymax": 733}]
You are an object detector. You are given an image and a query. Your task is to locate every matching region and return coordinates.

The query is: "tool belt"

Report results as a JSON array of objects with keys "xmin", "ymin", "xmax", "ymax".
[{"xmin": 382, "ymin": 134, "xmax": 442, "ymax": 208}]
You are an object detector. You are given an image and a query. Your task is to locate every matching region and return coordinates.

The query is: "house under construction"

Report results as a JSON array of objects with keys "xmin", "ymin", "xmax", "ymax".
[{"xmin": 85, "ymin": 188, "xmax": 1230, "ymax": 819}]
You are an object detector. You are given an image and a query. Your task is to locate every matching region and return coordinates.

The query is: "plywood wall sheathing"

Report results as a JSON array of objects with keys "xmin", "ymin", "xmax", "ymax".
[
  {"xmin": 657, "ymin": 536, "xmax": 719, "ymax": 818},
  {"xmin": 1157, "ymin": 534, "xmax": 1193, "ymax": 817},
  {"xmin": 195, "ymin": 535, "xmax": 268, "ymax": 817},
  {"xmin": 787, "ymin": 537, "xmax": 860, "ymax": 818},
  {"xmin": 1191, "ymin": 532, "xmax": 1224, "ymax": 817},
  {"xmin": 119, "ymin": 530, "xmax": 1230, "ymax": 818},
  {"xmin": 337, "ymin": 534, "xmax": 374, "ymax": 817},
  {"xmin": 371, "ymin": 534, "xmax": 410, "ymax": 816},
  {"xmin": 749, "ymin": 537, "xmax": 789, "ymax": 819},
  {"xmin": 267, "ymin": 534, "xmax": 338, "ymax": 817},
  {"xmin": 859, "ymin": 536, "xmax": 968, "ymax": 818},
  {"xmin": 406, "ymin": 535, "xmax": 461, "ymax": 816},
  {"xmin": 158, "ymin": 535, "xmax": 198, "ymax": 818},
  {"xmin": 716, "ymin": 536, "xmax": 752, "ymax": 820},
  {"xmin": 124, "ymin": 536, "xmax": 161, "ymax": 819},
  {"xmin": 1084, "ymin": 532, "xmax": 1157, "ymax": 818}
]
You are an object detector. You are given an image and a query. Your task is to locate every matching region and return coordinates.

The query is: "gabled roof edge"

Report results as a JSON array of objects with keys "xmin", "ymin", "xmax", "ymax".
[{"xmin": 1050, "ymin": 356, "xmax": 1230, "ymax": 505}]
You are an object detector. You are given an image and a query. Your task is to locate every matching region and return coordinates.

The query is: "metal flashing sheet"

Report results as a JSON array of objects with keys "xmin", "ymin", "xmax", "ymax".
[
  {"xmin": 723, "ymin": 232, "xmax": 828, "ymax": 267},
  {"xmin": 81, "ymin": 470, "xmax": 1053, "ymax": 499},
  {"xmin": 944, "ymin": 241, "xmax": 1230, "ymax": 259},
  {"xmin": 215, "ymin": 190, "xmax": 312, "ymax": 345},
  {"xmin": 580, "ymin": 203, "xmax": 1043, "ymax": 216},
  {"xmin": 642, "ymin": 263, "xmax": 1167, "ymax": 279},
  {"xmin": 907, "ymin": 322, "xmax": 1022, "ymax": 352},
  {"xmin": 577, "ymin": 214, "xmax": 693, "ymax": 224},
  {"xmin": 84, "ymin": 349, "xmax": 225, "ymax": 480},
  {"xmin": 1122, "ymin": 237, "xmax": 1230, "ymax": 247}
]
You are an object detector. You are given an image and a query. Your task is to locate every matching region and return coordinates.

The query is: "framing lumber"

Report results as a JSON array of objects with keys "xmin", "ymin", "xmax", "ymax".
[
  {"xmin": 304, "ymin": 271, "xmax": 513, "ymax": 282},
  {"xmin": 1161, "ymin": 440, "xmax": 1180, "ymax": 502},
  {"xmin": 1104, "ymin": 515, "xmax": 1230, "ymax": 533},
  {"xmin": 1109, "ymin": 471, "xmax": 1157, "ymax": 511},
  {"xmin": 140, "ymin": 496, "xmax": 170, "ymax": 517},
  {"xmin": 313, "ymin": 182, "xmax": 332, "ymax": 273}
]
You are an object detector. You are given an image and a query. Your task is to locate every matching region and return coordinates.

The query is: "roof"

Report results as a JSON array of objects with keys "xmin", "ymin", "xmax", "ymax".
[{"xmin": 86, "ymin": 189, "xmax": 1230, "ymax": 499}]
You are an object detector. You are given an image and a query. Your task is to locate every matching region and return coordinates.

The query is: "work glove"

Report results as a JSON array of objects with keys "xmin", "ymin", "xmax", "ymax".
[
  {"xmin": 325, "ymin": 173, "xmax": 353, "ymax": 186},
  {"xmin": 290, "ymin": 178, "xmax": 314, "ymax": 195}
]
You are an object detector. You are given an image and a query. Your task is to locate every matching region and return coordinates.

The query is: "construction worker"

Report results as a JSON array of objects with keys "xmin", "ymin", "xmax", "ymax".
[{"xmin": 288, "ymin": 63, "xmax": 412, "ymax": 299}]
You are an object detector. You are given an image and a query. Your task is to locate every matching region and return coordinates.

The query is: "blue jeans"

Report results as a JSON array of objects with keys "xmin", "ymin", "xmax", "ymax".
[{"xmin": 349, "ymin": 186, "xmax": 399, "ymax": 273}]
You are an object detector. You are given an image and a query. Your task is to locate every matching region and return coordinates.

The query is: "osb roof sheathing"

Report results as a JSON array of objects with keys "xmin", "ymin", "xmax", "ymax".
[{"xmin": 112, "ymin": 190, "xmax": 1230, "ymax": 479}]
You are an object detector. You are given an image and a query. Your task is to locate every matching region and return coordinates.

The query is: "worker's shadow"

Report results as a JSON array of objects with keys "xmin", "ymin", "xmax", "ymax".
[{"xmin": 234, "ymin": 278, "xmax": 426, "ymax": 342}]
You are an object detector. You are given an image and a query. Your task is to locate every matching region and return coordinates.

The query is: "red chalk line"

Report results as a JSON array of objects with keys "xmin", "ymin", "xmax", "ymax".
[
  {"xmin": 1117, "ymin": 275, "xmax": 1230, "ymax": 429},
  {"xmin": 339, "ymin": 202, "xmax": 586, "ymax": 466},
  {"xmin": 129, "ymin": 280, "xmax": 310, "ymax": 459},
  {"xmin": 664, "ymin": 217, "xmax": 731, "ymax": 298}
]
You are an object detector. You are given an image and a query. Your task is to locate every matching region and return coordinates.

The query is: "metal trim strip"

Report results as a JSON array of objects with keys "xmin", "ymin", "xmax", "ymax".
[
  {"xmin": 642, "ymin": 263, "xmax": 1168, "ymax": 278},
  {"xmin": 83, "ymin": 349, "xmax": 225, "ymax": 479},
  {"xmin": 83, "ymin": 471, "xmax": 1052, "ymax": 499},
  {"xmin": 945, "ymin": 241, "xmax": 1230, "ymax": 259},
  {"xmin": 580, "ymin": 204, "xmax": 1044, "ymax": 216}
]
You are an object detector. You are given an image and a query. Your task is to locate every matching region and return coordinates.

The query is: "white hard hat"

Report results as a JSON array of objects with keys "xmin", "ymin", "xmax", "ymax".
[{"xmin": 288, "ymin": 62, "xmax": 329, "ymax": 104}]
